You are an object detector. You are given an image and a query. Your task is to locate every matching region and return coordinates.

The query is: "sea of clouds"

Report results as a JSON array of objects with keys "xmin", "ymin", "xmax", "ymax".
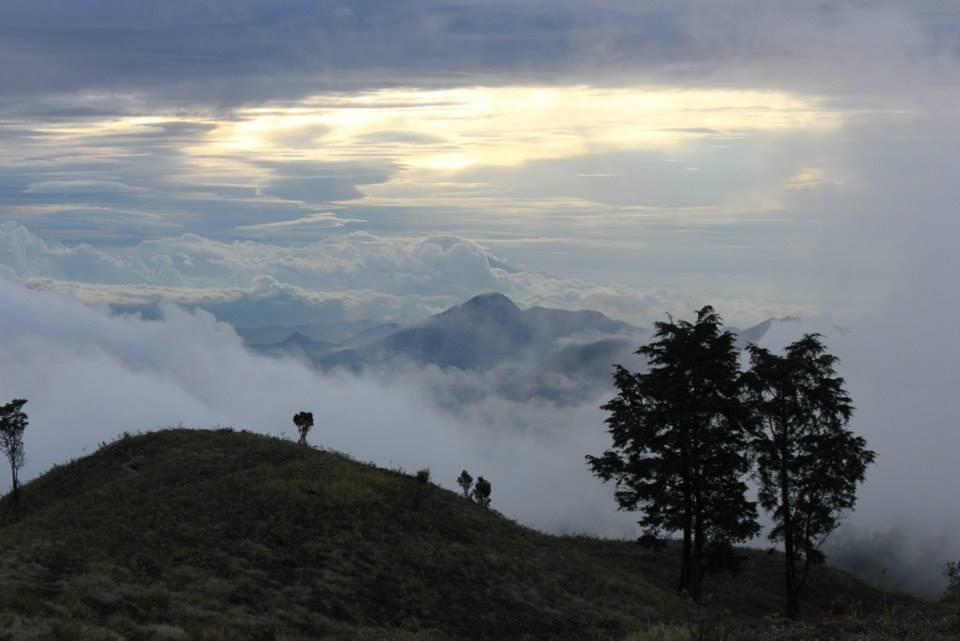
[{"xmin": 2, "ymin": 274, "xmax": 958, "ymax": 596}]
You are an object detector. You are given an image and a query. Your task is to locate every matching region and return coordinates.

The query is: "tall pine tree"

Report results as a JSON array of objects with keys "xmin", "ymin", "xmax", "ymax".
[
  {"xmin": 743, "ymin": 334, "xmax": 875, "ymax": 618},
  {"xmin": 587, "ymin": 307, "xmax": 758, "ymax": 600}
]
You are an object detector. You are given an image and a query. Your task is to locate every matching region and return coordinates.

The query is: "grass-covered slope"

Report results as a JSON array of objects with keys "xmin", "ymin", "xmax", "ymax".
[{"xmin": 0, "ymin": 429, "xmax": 952, "ymax": 641}]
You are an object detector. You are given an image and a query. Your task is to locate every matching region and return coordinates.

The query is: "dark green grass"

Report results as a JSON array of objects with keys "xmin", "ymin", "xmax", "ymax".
[{"xmin": 0, "ymin": 429, "xmax": 954, "ymax": 640}]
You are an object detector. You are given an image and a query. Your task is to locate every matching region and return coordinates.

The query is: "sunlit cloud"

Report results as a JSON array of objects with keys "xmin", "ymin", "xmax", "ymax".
[
  {"xmin": 0, "ymin": 84, "xmax": 844, "ymax": 246},
  {"xmin": 202, "ymin": 85, "xmax": 842, "ymax": 172}
]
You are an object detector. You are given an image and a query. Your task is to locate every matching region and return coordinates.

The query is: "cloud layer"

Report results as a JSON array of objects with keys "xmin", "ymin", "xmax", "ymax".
[
  {"xmin": 0, "ymin": 277, "xmax": 635, "ymax": 537},
  {"xmin": 3, "ymin": 265, "xmax": 959, "ymax": 596},
  {"xmin": 1, "ymin": 1, "xmax": 954, "ymax": 103},
  {"xmin": 1, "ymin": 0, "xmax": 959, "ymax": 599},
  {"xmin": 0, "ymin": 222, "xmax": 808, "ymax": 327}
]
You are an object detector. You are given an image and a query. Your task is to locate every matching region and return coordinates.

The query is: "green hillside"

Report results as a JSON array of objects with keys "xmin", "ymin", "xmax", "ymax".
[{"xmin": 0, "ymin": 429, "xmax": 953, "ymax": 641}]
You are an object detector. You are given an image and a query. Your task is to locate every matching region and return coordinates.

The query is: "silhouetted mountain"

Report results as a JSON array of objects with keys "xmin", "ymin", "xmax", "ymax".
[
  {"xmin": 371, "ymin": 294, "xmax": 534, "ymax": 369},
  {"xmin": 255, "ymin": 331, "xmax": 337, "ymax": 362},
  {"xmin": 525, "ymin": 305, "xmax": 633, "ymax": 339},
  {"xmin": 544, "ymin": 337, "xmax": 638, "ymax": 382},
  {"xmin": 317, "ymin": 293, "xmax": 642, "ymax": 372},
  {"xmin": 735, "ymin": 316, "xmax": 803, "ymax": 348},
  {"xmin": 243, "ymin": 296, "xmax": 819, "ymax": 407},
  {"xmin": 239, "ymin": 293, "xmax": 645, "ymax": 404},
  {"xmin": 236, "ymin": 319, "xmax": 381, "ymax": 346},
  {"xmin": 338, "ymin": 322, "xmax": 402, "ymax": 348}
]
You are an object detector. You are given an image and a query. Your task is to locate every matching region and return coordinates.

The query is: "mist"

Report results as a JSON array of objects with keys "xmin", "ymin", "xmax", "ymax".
[
  {"xmin": 0, "ymin": 277, "xmax": 636, "ymax": 539},
  {"xmin": 757, "ymin": 318, "xmax": 960, "ymax": 598},
  {"xmin": 3, "ymin": 217, "xmax": 959, "ymax": 598}
]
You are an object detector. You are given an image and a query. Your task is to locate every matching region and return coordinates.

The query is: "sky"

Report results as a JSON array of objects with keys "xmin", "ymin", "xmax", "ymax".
[
  {"xmin": 2, "ymin": 0, "xmax": 960, "ymax": 596},
  {"xmin": 2, "ymin": 0, "xmax": 957, "ymax": 325}
]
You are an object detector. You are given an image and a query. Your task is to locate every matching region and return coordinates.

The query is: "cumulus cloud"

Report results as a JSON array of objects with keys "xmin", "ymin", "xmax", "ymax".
[{"xmin": 0, "ymin": 223, "xmax": 805, "ymax": 327}]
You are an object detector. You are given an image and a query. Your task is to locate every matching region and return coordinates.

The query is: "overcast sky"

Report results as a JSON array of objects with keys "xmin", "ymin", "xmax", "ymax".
[{"xmin": 0, "ymin": 1, "xmax": 956, "ymax": 325}]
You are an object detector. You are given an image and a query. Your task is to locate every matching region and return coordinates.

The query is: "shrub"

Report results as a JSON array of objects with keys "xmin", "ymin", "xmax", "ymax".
[
  {"xmin": 944, "ymin": 561, "xmax": 960, "ymax": 604},
  {"xmin": 456, "ymin": 470, "xmax": 473, "ymax": 498},
  {"xmin": 472, "ymin": 476, "xmax": 491, "ymax": 508}
]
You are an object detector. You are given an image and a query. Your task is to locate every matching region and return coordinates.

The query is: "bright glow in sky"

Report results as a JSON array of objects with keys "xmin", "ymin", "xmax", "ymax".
[
  {"xmin": 0, "ymin": 1, "xmax": 952, "ymax": 320},
  {"xmin": 203, "ymin": 86, "xmax": 840, "ymax": 171}
]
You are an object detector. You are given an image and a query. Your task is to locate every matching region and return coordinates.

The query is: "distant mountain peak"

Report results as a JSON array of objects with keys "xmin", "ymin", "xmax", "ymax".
[
  {"xmin": 437, "ymin": 292, "xmax": 522, "ymax": 320},
  {"xmin": 461, "ymin": 292, "xmax": 518, "ymax": 309},
  {"xmin": 282, "ymin": 331, "xmax": 315, "ymax": 346}
]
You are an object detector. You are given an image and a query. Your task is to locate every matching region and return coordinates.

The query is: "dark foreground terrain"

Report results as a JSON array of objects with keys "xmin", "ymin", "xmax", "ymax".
[{"xmin": 0, "ymin": 429, "xmax": 954, "ymax": 640}]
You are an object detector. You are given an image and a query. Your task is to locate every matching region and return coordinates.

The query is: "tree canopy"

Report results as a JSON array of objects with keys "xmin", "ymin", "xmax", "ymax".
[
  {"xmin": 742, "ymin": 334, "xmax": 875, "ymax": 617},
  {"xmin": 587, "ymin": 306, "xmax": 758, "ymax": 600},
  {"xmin": 292, "ymin": 411, "xmax": 314, "ymax": 447},
  {"xmin": 472, "ymin": 476, "xmax": 492, "ymax": 508},
  {"xmin": 457, "ymin": 469, "xmax": 474, "ymax": 498}
]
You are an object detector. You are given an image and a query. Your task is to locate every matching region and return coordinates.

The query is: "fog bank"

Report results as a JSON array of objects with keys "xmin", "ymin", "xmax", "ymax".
[
  {"xmin": 0, "ymin": 278, "xmax": 635, "ymax": 539},
  {"xmin": 2, "ymin": 277, "xmax": 958, "ymax": 597}
]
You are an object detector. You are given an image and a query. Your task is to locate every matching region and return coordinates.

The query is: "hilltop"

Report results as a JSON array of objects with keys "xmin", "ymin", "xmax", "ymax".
[{"xmin": 0, "ymin": 429, "xmax": 953, "ymax": 641}]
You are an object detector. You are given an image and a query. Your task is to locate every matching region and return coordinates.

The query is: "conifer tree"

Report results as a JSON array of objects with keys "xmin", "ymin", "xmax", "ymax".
[
  {"xmin": 743, "ymin": 335, "xmax": 875, "ymax": 618},
  {"xmin": 587, "ymin": 307, "xmax": 758, "ymax": 600}
]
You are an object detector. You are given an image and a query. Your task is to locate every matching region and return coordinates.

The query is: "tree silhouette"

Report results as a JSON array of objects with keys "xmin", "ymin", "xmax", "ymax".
[
  {"xmin": 472, "ymin": 476, "xmax": 491, "ymax": 508},
  {"xmin": 743, "ymin": 334, "xmax": 875, "ymax": 618},
  {"xmin": 457, "ymin": 469, "xmax": 473, "ymax": 498},
  {"xmin": 0, "ymin": 399, "xmax": 28, "ymax": 508},
  {"xmin": 292, "ymin": 411, "xmax": 314, "ymax": 446},
  {"xmin": 587, "ymin": 306, "xmax": 758, "ymax": 600}
]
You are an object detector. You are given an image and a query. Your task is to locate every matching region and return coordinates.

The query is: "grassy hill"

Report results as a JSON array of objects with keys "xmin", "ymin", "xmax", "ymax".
[{"xmin": 0, "ymin": 429, "xmax": 954, "ymax": 641}]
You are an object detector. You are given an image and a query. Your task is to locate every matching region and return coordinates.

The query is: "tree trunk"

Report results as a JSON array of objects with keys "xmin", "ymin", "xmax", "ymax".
[
  {"xmin": 778, "ymin": 391, "xmax": 798, "ymax": 618},
  {"xmin": 781, "ymin": 457, "xmax": 797, "ymax": 618},
  {"xmin": 680, "ymin": 515, "xmax": 692, "ymax": 594},
  {"xmin": 679, "ymin": 451, "xmax": 693, "ymax": 596},
  {"xmin": 9, "ymin": 469, "xmax": 19, "ymax": 510},
  {"xmin": 692, "ymin": 506, "xmax": 704, "ymax": 601}
]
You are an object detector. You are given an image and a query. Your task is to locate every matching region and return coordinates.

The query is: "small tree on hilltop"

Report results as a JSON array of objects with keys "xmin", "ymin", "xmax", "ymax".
[
  {"xmin": 587, "ymin": 306, "xmax": 758, "ymax": 601},
  {"xmin": 0, "ymin": 399, "xmax": 28, "ymax": 508},
  {"xmin": 472, "ymin": 476, "xmax": 491, "ymax": 508},
  {"xmin": 457, "ymin": 469, "xmax": 473, "ymax": 498},
  {"xmin": 292, "ymin": 411, "xmax": 314, "ymax": 446},
  {"xmin": 743, "ymin": 334, "xmax": 875, "ymax": 618}
]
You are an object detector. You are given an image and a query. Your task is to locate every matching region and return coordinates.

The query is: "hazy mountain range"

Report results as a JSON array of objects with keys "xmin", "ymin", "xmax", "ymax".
[{"xmin": 236, "ymin": 293, "xmax": 795, "ymax": 406}]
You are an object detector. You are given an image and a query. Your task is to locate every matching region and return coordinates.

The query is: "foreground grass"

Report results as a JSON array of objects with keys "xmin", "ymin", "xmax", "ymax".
[{"xmin": 0, "ymin": 429, "xmax": 954, "ymax": 640}]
